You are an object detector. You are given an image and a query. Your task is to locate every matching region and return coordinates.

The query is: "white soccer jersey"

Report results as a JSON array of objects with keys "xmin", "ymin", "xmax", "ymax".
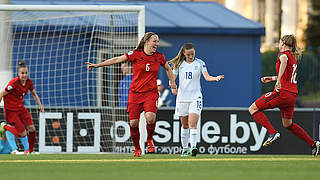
[{"xmin": 173, "ymin": 58, "xmax": 207, "ymax": 102}]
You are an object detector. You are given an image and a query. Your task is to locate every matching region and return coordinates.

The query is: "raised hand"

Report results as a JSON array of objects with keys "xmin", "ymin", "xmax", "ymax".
[{"xmin": 85, "ymin": 62, "xmax": 98, "ymax": 70}]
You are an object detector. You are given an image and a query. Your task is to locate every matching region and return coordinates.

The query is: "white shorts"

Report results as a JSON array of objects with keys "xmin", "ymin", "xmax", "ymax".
[{"xmin": 175, "ymin": 98, "xmax": 203, "ymax": 116}]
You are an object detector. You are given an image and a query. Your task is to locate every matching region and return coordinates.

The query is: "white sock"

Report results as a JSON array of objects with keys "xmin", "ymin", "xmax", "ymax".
[
  {"xmin": 181, "ymin": 127, "xmax": 189, "ymax": 149},
  {"xmin": 190, "ymin": 129, "xmax": 197, "ymax": 148}
]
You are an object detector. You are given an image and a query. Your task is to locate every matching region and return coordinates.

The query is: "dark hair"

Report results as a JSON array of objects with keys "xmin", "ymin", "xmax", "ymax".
[
  {"xmin": 136, "ymin": 32, "xmax": 157, "ymax": 50},
  {"xmin": 170, "ymin": 43, "xmax": 195, "ymax": 70},
  {"xmin": 281, "ymin": 34, "xmax": 302, "ymax": 59}
]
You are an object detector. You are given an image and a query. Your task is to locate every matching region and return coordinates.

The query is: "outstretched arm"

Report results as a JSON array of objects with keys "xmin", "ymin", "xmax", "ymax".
[
  {"xmin": 30, "ymin": 89, "xmax": 45, "ymax": 113},
  {"xmin": 86, "ymin": 55, "xmax": 128, "ymax": 70},
  {"xmin": 202, "ymin": 71, "xmax": 224, "ymax": 82},
  {"xmin": 0, "ymin": 90, "xmax": 8, "ymax": 104}
]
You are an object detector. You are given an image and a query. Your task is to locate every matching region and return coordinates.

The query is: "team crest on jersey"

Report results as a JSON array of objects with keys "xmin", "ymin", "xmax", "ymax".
[
  {"xmin": 128, "ymin": 51, "xmax": 133, "ymax": 55},
  {"xmin": 7, "ymin": 85, "xmax": 12, "ymax": 90}
]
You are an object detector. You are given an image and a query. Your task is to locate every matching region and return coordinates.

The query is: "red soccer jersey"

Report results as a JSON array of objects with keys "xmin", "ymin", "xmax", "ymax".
[
  {"xmin": 4, "ymin": 77, "xmax": 34, "ymax": 111},
  {"xmin": 125, "ymin": 49, "xmax": 167, "ymax": 92},
  {"xmin": 275, "ymin": 50, "xmax": 298, "ymax": 94}
]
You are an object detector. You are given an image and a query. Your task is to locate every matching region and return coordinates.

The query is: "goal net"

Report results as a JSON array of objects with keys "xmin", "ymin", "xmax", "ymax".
[{"xmin": 0, "ymin": 5, "xmax": 145, "ymax": 153}]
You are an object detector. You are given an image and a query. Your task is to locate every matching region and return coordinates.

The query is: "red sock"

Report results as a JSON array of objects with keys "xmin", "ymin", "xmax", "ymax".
[
  {"xmin": 146, "ymin": 122, "xmax": 156, "ymax": 141},
  {"xmin": 28, "ymin": 131, "xmax": 36, "ymax": 153},
  {"xmin": 4, "ymin": 125, "xmax": 19, "ymax": 137},
  {"xmin": 287, "ymin": 123, "xmax": 314, "ymax": 147},
  {"xmin": 252, "ymin": 111, "xmax": 277, "ymax": 135},
  {"xmin": 130, "ymin": 126, "xmax": 141, "ymax": 150}
]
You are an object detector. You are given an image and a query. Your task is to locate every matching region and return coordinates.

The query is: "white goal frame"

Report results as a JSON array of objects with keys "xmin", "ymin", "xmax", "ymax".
[
  {"xmin": 0, "ymin": 5, "xmax": 145, "ymax": 39},
  {"xmin": 0, "ymin": 4, "xmax": 147, "ymax": 154}
]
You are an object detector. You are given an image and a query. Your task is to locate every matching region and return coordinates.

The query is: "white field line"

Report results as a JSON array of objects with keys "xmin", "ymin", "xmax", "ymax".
[{"xmin": 0, "ymin": 157, "xmax": 318, "ymax": 163}]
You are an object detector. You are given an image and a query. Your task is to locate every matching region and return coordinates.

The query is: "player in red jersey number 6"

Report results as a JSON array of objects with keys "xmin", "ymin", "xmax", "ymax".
[
  {"xmin": 248, "ymin": 35, "xmax": 320, "ymax": 157},
  {"xmin": 86, "ymin": 32, "xmax": 177, "ymax": 157}
]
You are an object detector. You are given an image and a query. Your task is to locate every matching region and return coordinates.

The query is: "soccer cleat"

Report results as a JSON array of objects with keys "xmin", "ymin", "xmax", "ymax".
[
  {"xmin": 311, "ymin": 141, "xmax": 320, "ymax": 157},
  {"xmin": 190, "ymin": 147, "xmax": 198, "ymax": 157},
  {"xmin": 133, "ymin": 149, "xmax": 142, "ymax": 157},
  {"xmin": 181, "ymin": 148, "xmax": 189, "ymax": 157},
  {"xmin": 263, "ymin": 132, "xmax": 280, "ymax": 147},
  {"xmin": 0, "ymin": 122, "xmax": 6, "ymax": 138},
  {"xmin": 10, "ymin": 150, "xmax": 19, "ymax": 155},
  {"xmin": 147, "ymin": 139, "xmax": 155, "ymax": 153}
]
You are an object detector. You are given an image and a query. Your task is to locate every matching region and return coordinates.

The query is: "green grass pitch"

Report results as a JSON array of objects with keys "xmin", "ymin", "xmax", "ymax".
[{"xmin": 0, "ymin": 154, "xmax": 319, "ymax": 180}]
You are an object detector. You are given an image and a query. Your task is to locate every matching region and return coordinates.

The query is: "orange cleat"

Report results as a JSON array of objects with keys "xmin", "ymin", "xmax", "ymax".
[
  {"xmin": 133, "ymin": 149, "xmax": 142, "ymax": 157},
  {"xmin": 147, "ymin": 139, "xmax": 155, "ymax": 153}
]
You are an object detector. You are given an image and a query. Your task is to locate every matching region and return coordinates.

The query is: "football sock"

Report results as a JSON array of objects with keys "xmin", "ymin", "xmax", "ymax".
[
  {"xmin": 189, "ymin": 129, "xmax": 197, "ymax": 148},
  {"xmin": 130, "ymin": 126, "xmax": 141, "ymax": 150},
  {"xmin": 28, "ymin": 131, "xmax": 36, "ymax": 153},
  {"xmin": 252, "ymin": 111, "xmax": 277, "ymax": 134},
  {"xmin": 5, "ymin": 131, "xmax": 18, "ymax": 151},
  {"xmin": 19, "ymin": 136, "xmax": 29, "ymax": 152},
  {"xmin": 4, "ymin": 125, "xmax": 19, "ymax": 137},
  {"xmin": 180, "ymin": 127, "xmax": 189, "ymax": 149},
  {"xmin": 146, "ymin": 122, "xmax": 156, "ymax": 141},
  {"xmin": 0, "ymin": 142, "xmax": 3, "ymax": 152},
  {"xmin": 286, "ymin": 123, "xmax": 314, "ymax": 147}
]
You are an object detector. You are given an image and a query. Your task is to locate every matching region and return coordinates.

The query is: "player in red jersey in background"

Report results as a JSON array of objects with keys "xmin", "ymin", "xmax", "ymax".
[
  {"xmin": 0, "ymin": 61, "xmax": 45, "ymax": 154},
  {"xmin": 248, "ymin": 34, "xmax": 320, "ymax": 157},
  {"xmin": 86, "ymin": 32, "xmax": 177, "ymax": 157}
]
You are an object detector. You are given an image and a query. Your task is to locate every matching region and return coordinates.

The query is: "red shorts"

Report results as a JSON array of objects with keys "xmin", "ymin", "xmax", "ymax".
[
  {"xmin": 4, "ymin": 107, "xmax": 33, "ymax": 134},
  {"xmin": 127, "ymin": 89, "xmax": 159, "ymax": 120},
  {"xmin": 255, "ymin": 90, "xmax": 297, "ymax": 119}
]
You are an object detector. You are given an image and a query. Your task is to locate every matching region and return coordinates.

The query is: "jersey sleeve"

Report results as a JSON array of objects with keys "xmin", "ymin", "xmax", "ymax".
[
  {"xmin": 279, "ymin": 53, "xmax": 288, "ymax": 61},
  {"xmin": 125, "ymin": 50, "xmax": 136, "ymax": 62},
  {"xmin": 160, "ymin": 54, "xmax": 167, "ymax": 67},
  {"xmin": 200, "ymin": 59, "xmax": 208, "ymax": 72},
  {"xmin": 28, "ymin": 79, "xmax": 35, "ymax": 91},
  {"xmin": 173, "ymin": 68, "xmax": 179, "ymax": 75},
  {"xmin": 5, "ymin": 81, "xmax": 15, "ymax": 92}
]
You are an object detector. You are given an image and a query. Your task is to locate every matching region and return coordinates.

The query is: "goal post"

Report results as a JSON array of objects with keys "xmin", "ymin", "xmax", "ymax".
[{"xmin": 0, "ymin": 4, "xmax": 147, "ymax": 154}]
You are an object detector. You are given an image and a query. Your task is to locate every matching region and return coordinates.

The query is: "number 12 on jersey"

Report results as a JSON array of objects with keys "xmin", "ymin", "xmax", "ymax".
[{"xmin": 291, "ymin": 64, "xmax": 297, "ymax": 84}]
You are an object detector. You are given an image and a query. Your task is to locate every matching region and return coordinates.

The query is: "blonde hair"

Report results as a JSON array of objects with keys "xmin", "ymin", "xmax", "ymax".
[
  {"xmin": 170, "ymin": 43, "xmax": 195, "ymax": 70},
  {"xmin": 281, "ymin": 34, "xmax": 302, "ymax": 59},
  {"xmin": 136, "ymin": 32, "xmax": 157, "ymax": 50}
]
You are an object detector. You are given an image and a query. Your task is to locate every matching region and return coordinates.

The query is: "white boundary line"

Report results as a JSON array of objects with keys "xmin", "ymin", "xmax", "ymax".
[{"xmin": 0, "ymin": 157, "xmax": 318, "ymax": 163}]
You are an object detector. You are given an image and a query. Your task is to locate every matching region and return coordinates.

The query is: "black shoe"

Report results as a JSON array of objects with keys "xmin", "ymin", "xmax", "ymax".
[
  {"xmin": 311, "ymin": 141, "xmax": 320, "ymax": 157},
  {"xmin": 190, "ymin": 147, "xmax": 198, "ymax": 157}
]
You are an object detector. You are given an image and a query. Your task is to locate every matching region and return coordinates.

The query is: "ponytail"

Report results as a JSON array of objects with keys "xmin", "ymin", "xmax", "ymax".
[
  {"xmin": 281, "ymin": 34, "xmax": 302, "ymax": 59},
  {"xmin": 18, "ymin": 60, "xmax": 27, "ymax": 70}
]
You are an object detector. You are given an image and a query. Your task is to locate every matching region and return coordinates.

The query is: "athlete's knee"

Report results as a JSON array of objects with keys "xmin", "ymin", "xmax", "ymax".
[
  {"xmin": 130, "ymin": 119, "xmax": 139, "ymax": 127},
  {"xmin": 145, "ymin": 113, "xmax": 156, "ymax": 124},
  {"xmin": 27, "ymin": 126, "xmax": 36, "ymax": 132},
  {"xmin": 19, "ymin": 130, "xmax": 27, "ymax": 137},
  {"xmin": 282, "ymin": 119, "xmax": 293, "ymax": 128},
  {"xmin": 181, "ymin": 123, "xmax": 189, "ymax": 129}
]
